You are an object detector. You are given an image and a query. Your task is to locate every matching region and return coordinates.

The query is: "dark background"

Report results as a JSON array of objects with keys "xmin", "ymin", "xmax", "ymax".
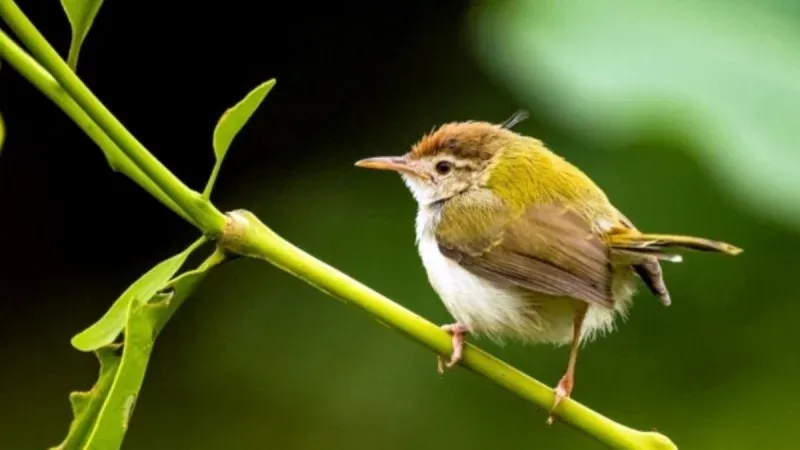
[{"xmin": 2, "ymin": 0, "xmax": 799, "ymax": 449}]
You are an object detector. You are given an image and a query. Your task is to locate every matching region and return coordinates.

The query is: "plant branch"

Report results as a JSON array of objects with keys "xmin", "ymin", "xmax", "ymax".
[
  {"xmin": 0, "ymin": 29, "xmax": 194, "ymax": 226},
  {"xmin": 0, "ymin": 0, "xmax": 226, "ymax": 235},
  {"xmin": 221, "ymin": 210, "xmax": 677, "ymax": 450}
]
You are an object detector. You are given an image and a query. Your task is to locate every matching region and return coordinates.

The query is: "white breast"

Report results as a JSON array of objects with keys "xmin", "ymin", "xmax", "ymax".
[{"xmin": 414, "ymin": 205, "xmax": 636, "ymax": 346}]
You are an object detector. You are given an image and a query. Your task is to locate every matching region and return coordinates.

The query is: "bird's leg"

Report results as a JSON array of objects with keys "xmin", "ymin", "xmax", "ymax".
[
  {"xmin": 547, "ymin": 303, "xmax": 589, "ymax": 425},
  {"xmin": 437, "ymin": 322, "xmax": 469, "ymax": 374}
]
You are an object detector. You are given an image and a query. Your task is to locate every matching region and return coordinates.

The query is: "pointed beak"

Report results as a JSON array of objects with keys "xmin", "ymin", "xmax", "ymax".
[{"xmin": 354, "ymin": 156, "xmax": 424, "ymax": 178}]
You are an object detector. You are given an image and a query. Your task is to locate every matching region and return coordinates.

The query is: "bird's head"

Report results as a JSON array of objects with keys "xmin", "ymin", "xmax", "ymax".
[{"xmin": 355, "ymin": 112, "xmax": 529, "ymax": 206}]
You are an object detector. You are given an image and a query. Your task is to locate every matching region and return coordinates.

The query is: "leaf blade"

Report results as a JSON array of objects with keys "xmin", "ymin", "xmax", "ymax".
[
  {"xmin": 70, "ymin": 237, "xmax": 205, "ymax": 352},
  {"xmin": 60, "ymin": 0, "xmax": 105, "ymax": 70},
  {"xmin": 77, "ymin": 256, "xmax": 219, "ymax": 448},
  {"xmin": 49, "ymin": 346, "xmax": 122, "ymax": 450},
  {"xmin": 204, "ymin": 79, "xmax": 275, "ymax": 197},
  {"xmin": 54, "ymin": 250, "xmax": 223, "ymax": 449},
  {"xmin": 212, "ymin": 79, "xmax": 275, "ymax": 160}
]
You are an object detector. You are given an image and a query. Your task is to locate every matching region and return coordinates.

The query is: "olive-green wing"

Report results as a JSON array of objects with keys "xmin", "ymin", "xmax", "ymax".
[{"xmin": 435, "ymin": 195, "xmax": 613, "ymax": 308}]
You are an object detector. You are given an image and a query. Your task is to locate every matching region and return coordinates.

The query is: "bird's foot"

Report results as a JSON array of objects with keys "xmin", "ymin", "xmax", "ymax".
[
  {"xmin": 437, "ymin": 323, "xmax": 468, "ymax": 374},
  {"xmin": 546, "ymin": 373, "xmax": 573, "ymax": 425}
]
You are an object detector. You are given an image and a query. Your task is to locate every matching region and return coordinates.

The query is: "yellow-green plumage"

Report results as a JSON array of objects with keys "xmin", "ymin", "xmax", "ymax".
[{"xmin": 485, "ymin": 136, "xmax": 620, "ymax": 224}]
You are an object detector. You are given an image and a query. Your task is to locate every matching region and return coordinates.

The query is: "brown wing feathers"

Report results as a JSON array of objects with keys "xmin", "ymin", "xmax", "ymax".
[{"xmin": 436, "ymin": 199, "xmax": 614, "ymax": 308}]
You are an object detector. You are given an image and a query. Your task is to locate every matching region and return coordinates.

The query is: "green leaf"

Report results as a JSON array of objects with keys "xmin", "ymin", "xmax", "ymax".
[
  {"xmin": 212, "ymin": 79, "xmax": 275, "ymax": 160},
  {"xmin": 55, "ymin": 293, "xmax": 160, "ymax": 449},
  {"xmin": 70, "ymin": 237, "xmax": 206, "ymax": 352},
  {"xmin": 77, "ymin": 296, "xmax": 159, "ymax": 448},
  {"xmin": 470, "ymin": 0, "xmax": 800, "ymax": 228},
  {"xmin": 147, "ymin": 265, "xmax": 216, "ymax": 336},
  {"xmin": 203, "ymin": 79, "xmax": 275, "ymax": 198},
  {"xmin": 49, "ymin": 346, "xmax": 122, "ymax": 450},
  {"xmin": 80, "ymin": 270, "xmax": 214, "ymax": 448},
  {"xmin": 60, "ymin": 0, "xmax": 105, "ymax": 70},
  {"xmin": 54, "ymin": 250, "xmax": 224, "ymax": 450}
]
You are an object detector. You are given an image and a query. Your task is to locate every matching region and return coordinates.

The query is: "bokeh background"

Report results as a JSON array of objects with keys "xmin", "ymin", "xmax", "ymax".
[{"xmin": 1, "ymin": 0, "xmax": 799, "ymax": 448}]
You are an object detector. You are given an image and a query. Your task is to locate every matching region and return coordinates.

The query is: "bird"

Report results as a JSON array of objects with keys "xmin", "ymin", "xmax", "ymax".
[{"xmin": 354, "ymin": 112, "xmax": 742, "ymax": 423}]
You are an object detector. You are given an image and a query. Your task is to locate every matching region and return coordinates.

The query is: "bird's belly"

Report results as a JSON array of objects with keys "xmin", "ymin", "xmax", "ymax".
[
  {"xmin": 418, "ymin": 236, "xmax": 571, "ymax": 344},
  {"xmin": 417, "ymin": 236, "xmax": 636, "ymax": 346}
]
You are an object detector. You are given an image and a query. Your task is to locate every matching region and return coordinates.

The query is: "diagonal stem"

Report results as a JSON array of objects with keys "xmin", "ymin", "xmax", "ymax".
[
  {"xmin": 222, "ymin": 209, "xmax": 679, "ymax": 450},
  {"xmin": 0, "ymin": 0, "xmax": 226, "ymax": 235},
  {"xmin": 0, "ymin": 29, "xmax": 194, "ymax": 226}
]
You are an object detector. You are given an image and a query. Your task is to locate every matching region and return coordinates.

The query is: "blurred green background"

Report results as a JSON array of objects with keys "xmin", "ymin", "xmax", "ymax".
[{"xmin": 1, "ymin": 0, "xmax": 798, "ymax": 448}]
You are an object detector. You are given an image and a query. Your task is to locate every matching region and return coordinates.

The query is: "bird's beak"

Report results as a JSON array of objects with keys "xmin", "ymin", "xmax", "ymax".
[{"xmin": 354, "ymin": 156, "xmax": 425, "ymax": 179}]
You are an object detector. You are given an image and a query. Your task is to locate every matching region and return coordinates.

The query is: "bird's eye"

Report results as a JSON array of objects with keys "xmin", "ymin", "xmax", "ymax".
[{"xmin": 435, "ymin": 161, "xmax": 453, "ymax": 175}]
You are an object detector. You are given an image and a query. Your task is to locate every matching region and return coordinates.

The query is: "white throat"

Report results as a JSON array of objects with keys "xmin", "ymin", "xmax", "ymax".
[
  {"xmin": 401, "ymin": 173, "xmax": 440, "ymax": 208},
  {"xmin": 414, "ymin": 202, "xmax": 443, "ymax": 245}
]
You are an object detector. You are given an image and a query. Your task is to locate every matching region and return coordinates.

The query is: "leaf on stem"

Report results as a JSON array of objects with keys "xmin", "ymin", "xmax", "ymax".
[
  {"xmin": 60, "ymin": 0, "xmax": 105, "ymax": 70},
  {"xmin": 72, "ymin": 294, "xmax": 162, "ymax": 447},
  {"xmin": 50, "ymin": 346, "xmax": 121, "ymax": 450},
  {"xmin": 146, "ymin": 265, "xmax": 216, "ymax": 336},
  {"xmin": 203, "ymin": 79, "xmax": 275, "ymax": 198},
  {"xmin": 70, "ymin": 237, "xmax": 206, "ymax": 352},
  {"xmin": 54, "ymin": 249, "xmax": 223, "ymax": 450}
]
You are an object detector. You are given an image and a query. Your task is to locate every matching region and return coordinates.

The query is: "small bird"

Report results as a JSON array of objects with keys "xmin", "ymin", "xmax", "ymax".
[{"xmin": 354, "ymin": 112, "xmax": 742, "ymax": 422}]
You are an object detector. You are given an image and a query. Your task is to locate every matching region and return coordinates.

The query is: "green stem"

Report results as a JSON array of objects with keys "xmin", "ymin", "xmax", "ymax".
[
  {"xmin": 0, "ymin": 29, "xmax": 194, "ymax": 226},
  {"xmin": 0, "ymin": 0, "xmax": 226, "ymax": 235},
  {"xmin": 221, "ymin": 210, "xmax": 678, "ymax": 450}
]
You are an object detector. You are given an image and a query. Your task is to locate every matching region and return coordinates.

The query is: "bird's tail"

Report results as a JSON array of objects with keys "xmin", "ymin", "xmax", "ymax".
[
  {"xmin": 609, "ymin": 232, "xmax": 743, "ymax": 258},
  {"xmin": 609, "ymin": 232, "xmax": 742, "ymax": 307}
]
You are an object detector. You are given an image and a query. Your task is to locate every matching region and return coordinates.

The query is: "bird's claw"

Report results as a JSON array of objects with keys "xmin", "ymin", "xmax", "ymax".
[
  {"xmin": 436, "ymin": 354, "xmax": 459, "ymax": 374},
  {"xmin": 546, "ymin": 374, "xmax": 573, "ymax": 425},
  {"xmin": 437, "ymin": 323, "xmax": 467, "ymax": 374}
]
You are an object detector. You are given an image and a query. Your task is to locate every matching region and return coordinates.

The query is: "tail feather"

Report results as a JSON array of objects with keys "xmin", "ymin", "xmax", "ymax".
[
  {"xmin": 608, "ymin": 231, "xmax": 741, "ymax": 308},
  {"xmin": 613, "ymin": 248, "xmax": 683, "ymax": 263},
  {"xmin": 609, "ymin": 233, "xmax": 743, "ymax": 256},
  {"xmin": 633, "ymin": 260, "xmax": 672, "ymax": 306}
]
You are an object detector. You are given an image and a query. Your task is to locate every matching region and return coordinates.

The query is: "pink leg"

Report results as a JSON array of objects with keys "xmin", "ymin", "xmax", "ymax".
[
  {"xmin": 437, "ymin": 323, "xmax": 468, "ymax": 374},
  {"xmin": 546, "ymin": 303, "xmax": 588, "ymax": 425}
]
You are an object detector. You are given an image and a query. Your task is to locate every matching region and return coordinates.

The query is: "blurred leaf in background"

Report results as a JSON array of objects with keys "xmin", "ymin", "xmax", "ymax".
[{"xmin": 469, "ymin": 0, "xmax": 800, "ymax": 229}]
